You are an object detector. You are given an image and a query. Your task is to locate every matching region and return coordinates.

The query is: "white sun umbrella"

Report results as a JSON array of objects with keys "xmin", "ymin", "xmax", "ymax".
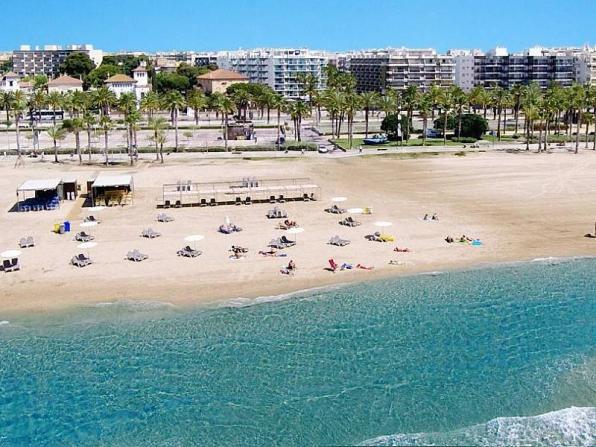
[
  {"xmin": 184, "ymin": 234, "xmax": 205, "ymax": 250},
  {"xmin": 374, "ymin": 221, "xmax": 393, "ymax": 228},
  {"xmin": 88, "ymin": 206, "xmax": 105, "ymax": 212},
  {"xmin": 1, "ymin": 249, "xmax": 21, "ymax": 259},
  {"xmin": 80, "ymin": 221, "xmax": 98, "ymax": 228},
  {"xmin": 77, "ymin": 241, "xmax": 97, "ymax": 257},
  {"xmin": 348, "ymin": 208, "xmax": 364, "ymax": 214},
  {"xmin": 331, "ymin": 196, "xmax": 348, "ymax": 203},
  {"xmin": 224, "ymin": 215, "xmax": 231, "ymax": 226},
  {"xmin": 286, "ymin": 227, "xmax": 304, "ymax": 244}
]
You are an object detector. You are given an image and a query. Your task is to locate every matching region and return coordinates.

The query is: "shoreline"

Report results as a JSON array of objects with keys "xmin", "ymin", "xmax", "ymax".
[{"xmin": 3, "ymin": 253, "xmax": 595, "ymax": 320}]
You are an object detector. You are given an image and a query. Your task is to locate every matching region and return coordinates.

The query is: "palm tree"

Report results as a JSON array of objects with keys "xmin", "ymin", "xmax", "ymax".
[
  {"xmin": 139, "ymin": 91, "xmax": 161, "ymax": 121},
  {"xmin": 82, "ymin": 111, "xmax": 97, "ymax": 162},
  {"xmin": 215, "ymin": 96, "xmax": 235, "ymax": 151},
  {"xmin": 93, "ymin": 87, "xmax": 116, "ymax": 116},
  {"xmin": 118, "ymin": 92, "xmax": 137, "ymax": 154},
  {"xmin": 46, "ymin": 126, "xmax": 67, "ymax": 163},
  {"xmin": 570, "ymin": 83, "xmax": 586, "ymax": 154},
  {"xmin": 11, "ymin": 91, "xmax": 27, "ymax": 163},
  {"xmin": 98, "ymin": 115, "xmax": 113, "ymax": 165},
  {"xmin": 230, "ymin": 88, "xmax": 251, "ymax": 121},
  {"xmin": 587, "ymin": 85, "xmax": 596, "ymax": 150},
  {"xmin": 62, "ymin": 117, "xmax": 84, "ymax": 164},
  {"xmin": 510, "ymin": 84, "xmax": 524, "ymax": 135},
  {"xmin": 297, "ymin": 72, "xmax": 318, "ymax": 116},
  {"xmin": 418, "ymin": 93, "xmax": 433, "ymax": 146},
  {"xmin": 344, "ymin": 93, "xmax": 362, "ymax": 149},
  {"xmin": 428, "ymin": 84, "xmax": 443, "ymax": 120},
  {"xmin": 163, "ymin": 91, "xmax": 186, "ymax": 151},
  {"xmin": 148, "ymin": 117, "xmax": 168, "ymax": 162},
  {"xmin": 360, "ymin": 91, "xmax": 380, "ymax": 138},
  {"xmin": 186, "ymin": 90, "xmax": 207, "ymax": 126},
  {"xmin": 46, "ymin": 92, "xmax": 63, "ymax": 126},
  {"xmin": 125, "ymin": 110, "xmax": 141, "ymax": 163},
  {"xmin": 287, "ymin": 100, "xmax": 310, "ymax": 142},
  {"xmin": 258, "ymin": 90, "xmax": 277, "ymax": 124},
  {"xmin": 582, "ymin": 112, "xmax": 593, "ymax": 149},
  {"xmin": 450, "ymin": 86, "xmax": 467, "ymax": 140},
  {"xmin": 438, "ymin": 88, "xmax": 453, "ymax": 145},
  {"xmin": 0, "ymin": 91, "xmax": 14, "ymax": 125},
  {"xmin": 271, "ymin": 94, "xmax": 285, "ymax": 151},
  {"xmin": 402, "ymin": 85, "xmax": 419, "ymax": 125},
  {"xmin": 492, "ymin": 87, "xmax": 507, "ymax": 140}
]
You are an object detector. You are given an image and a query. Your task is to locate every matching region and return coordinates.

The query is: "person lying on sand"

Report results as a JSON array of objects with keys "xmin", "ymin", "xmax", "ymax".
[
  {"xmin": 394, "ymin": 247, "xmax": 411, "ymax": 252},
  {"xmin": 356, "ymin": 263, "xmax": 374, "ymax": 270},
  {"xmin": 459, "ymin": 235, "xmax": 473, "ymax": 243},
  {"xmin": 445, "ymin": 236, "xmax": 454, "ymax": 243},
  {"xmin": 277, "ymin": 220, "xmax": 297, "ymax": 230},
  {"xmin": 259, "ymin": 248, "xmax": 287, "ymax": 257}
]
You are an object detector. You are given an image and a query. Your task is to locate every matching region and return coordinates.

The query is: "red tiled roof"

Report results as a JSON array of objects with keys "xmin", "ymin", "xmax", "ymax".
[{"xmin": 197, "ymin": 69, "xmax": 248, "ymax": 81}]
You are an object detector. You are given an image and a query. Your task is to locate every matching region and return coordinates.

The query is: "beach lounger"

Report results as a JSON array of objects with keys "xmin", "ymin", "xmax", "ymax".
[
  {"xmin": 340, "ymin": 216, "xmax": 361, "ymax": 227},
  {"xmin": 268, "ymin": 236, "xmax": 296, "ymax": 249},
  {"xmin": 219, "ymin": 224, "xmax": 242, "ymax": 234},
  {"xmin": 126, "ymin": 249, "xmax": 148, "ymax": 262},
  {"xmin": 366, "ymin": 232, "xmax": 383, "ymax": 242},
  {"xmin": 157, "ymin": 213, "xmax": 174, "ymax": 223},
  {"xmin": 177, "ymin": 246, "xmax": 202, "ymax": 258},
  {"xmin": 325, "ymin": 205, "xmax": 347, "ymax": 214},
  {"xmin": 328, "ymin": 235, "xmax": 351, "ymax": 246},
  {"xmin": 267, "ymin": 206, "xmax": 288, "ymax": 219},
  {"xmin": 2, "ymin": 258, "xmax": 20, "ymax": 272},
  {"xmin": 84, "ymin": 215, "xmax": 100, "ymax": 224},
  {"xmin": 141, "ymin": 228, "xmax": 161, "ymax": 239},
  {"xmin": 75, "ymin": 231, "xmax": 94, "ymax": 242},
  {"xmin": 19, "ymin": 236, "xmax": 35, "ymax": 248},
  {"xmin": 71, "ymin": 253, "xmax": 92, "ymax": 268}
]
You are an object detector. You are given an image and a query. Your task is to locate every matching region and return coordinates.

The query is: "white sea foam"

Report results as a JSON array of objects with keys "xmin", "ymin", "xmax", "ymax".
[
  {"xmin": 361, "ymin": 407, "xmax": 596, "ymax": 446},
  {"xmin": 223, "ymin": 284, "xmax": 346, "ymax": 309},
  {"xmin": 0, "ymin": 320, "xmax": 9, "ymax": 326},
  {"xmin": 90, "ymin": 299, "xmax": 176, "ymax": 311}
]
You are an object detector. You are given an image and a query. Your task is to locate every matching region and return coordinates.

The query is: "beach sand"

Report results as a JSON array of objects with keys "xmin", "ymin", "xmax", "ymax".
[{"xmin": 1, "ymin": 149, "xmax": 595, "ymax": 314}]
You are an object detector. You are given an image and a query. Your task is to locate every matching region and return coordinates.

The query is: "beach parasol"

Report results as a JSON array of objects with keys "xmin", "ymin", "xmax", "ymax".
[
  {"xmin": 80, "ymin": 221, "xmax": 98, "ymax": 228},
  {"xmin": 184, "ymin": 234, "xmax": 205, "ymax": 250},
  {"xmin": 348, "ymin": 208, "xmax": 364, "ymax": 214},
  {"xmin": 286, "ymin": 227, "xmax": 304, "ymax": 244},
  {"xmin": 374, "ymin": 221, "xmax": 392, "ymax": 228},
  {"xmin": 77, "ymin": 241, "xmax": 97, "ymax": 257},
  {"xmin": 1, "ymin": 249, "xmax": 21, "ymax": 259},
  {"xmin": 88, "ymin": 206, "xmax": 105, "ymax": 212},
  {"xmin": 331, "ymin": 196, "xmax": 348, "ymax": 203}
]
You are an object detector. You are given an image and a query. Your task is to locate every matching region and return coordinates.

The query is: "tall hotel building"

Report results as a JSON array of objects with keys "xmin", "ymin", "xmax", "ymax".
[
  {"xmin": 348, "ymin": 48, "xmax": 455, "ymax": 93},
  {"xmin": 216, "ymin": 49, "xmax": 328, "ymax": 98},
  {"xmin": 12, "ymin": 44, "xmax": 104, "ymax": 77}
]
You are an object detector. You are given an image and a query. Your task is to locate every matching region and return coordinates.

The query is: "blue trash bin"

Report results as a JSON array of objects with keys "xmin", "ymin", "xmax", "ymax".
[{"xmin": 64, "ymin": 221, "xmax": 71, "ymax": 232}]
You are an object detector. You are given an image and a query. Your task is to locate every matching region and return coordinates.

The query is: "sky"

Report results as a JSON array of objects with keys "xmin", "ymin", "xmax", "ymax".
[{"xmin": 1, "ymin": 0, "xmax": 595, "ymax": 53}]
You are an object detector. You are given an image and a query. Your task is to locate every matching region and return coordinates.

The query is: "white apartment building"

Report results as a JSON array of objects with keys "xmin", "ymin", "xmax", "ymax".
[
  {"xmin": 216, "ymin": 48, "xmax": 328, "ymax": 98},
  {"xmin": 448, "ymin": 49, "xmax": 483, "ymax": 92},
  {"xmin": 576, "ymin": 47, "xmax": 596, "ymax": 86},
  {"xmin": 0, "ymin": 72, "xmax": 22, "ymax": 92}
]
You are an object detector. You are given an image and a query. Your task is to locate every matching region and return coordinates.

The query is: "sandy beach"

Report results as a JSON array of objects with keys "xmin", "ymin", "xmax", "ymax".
[{"xmin": 1, "ymin": 148, "xmax": 596, "ymax": 315}]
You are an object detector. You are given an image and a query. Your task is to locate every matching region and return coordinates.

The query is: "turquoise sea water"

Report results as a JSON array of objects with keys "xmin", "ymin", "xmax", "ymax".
[{"xmin": 0, "ymin": 259, "xmax": 595, "ymax": 446}]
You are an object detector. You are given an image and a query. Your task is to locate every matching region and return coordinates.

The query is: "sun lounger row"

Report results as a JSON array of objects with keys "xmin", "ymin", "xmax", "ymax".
[
  {"xmin": 366, "ymin": 232, "xmax": 395, "ymax": 242},
  {"xmin": 126, "ymin": 249, "xmax": 148, "ymax": 262},
  {"xmin": 18, "ymin": 236, "xmax": 35, "ymax": 248},
  {"xmin": 75, "ymin": 231, "xmax": 94, "ymax": 242},
  {"xmin": 84, "ymin": 215, "xmax": 100, "ymax": 223},
  {"xmin": 219, "ymin": 224, "xmax": 242, "ymax": 234}
]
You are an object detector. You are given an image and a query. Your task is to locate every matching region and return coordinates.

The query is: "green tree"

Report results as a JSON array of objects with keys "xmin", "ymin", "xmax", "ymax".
[
  {"xmin": 87, "ymin": 64, "xmax": 123, "ymax": 88},
  {"xmin": 11, "ymin": 91, "xmax": 27, "ymax": 163},
  {"xmin": 163, "ymin": 91, "xmax": 186, "ymax": 150},
  {"xmin": 98, "ymin": 115, "xmax": 113, "ymax": 165},
  {"xmin": 149, "ymin": 117, "xmax": 168, "ymax": 162},
  {"xmin": 140, "ymin": 91, "xmax": 162, "ymax": 120},
  {"xmin": 62, "ymin": 117, "xmax": 84, "ymax": 164},
  {"xmin": 155, "ymin": 72, "xmax": 190, "ymax": 94},
  {"xmin": 215, "ymin": 96, "xmax": 235, "ymax": 151},
  {"xmin": 59, "ymin": 52, "xmax": 95, "ymax": 83},
  {"xmin": 360, "ymin": 91, "xmax": 380, "ymax": 138},
  {"xmin": 186, "ymin": 90, "xmax": 207, "ymax": 126}
]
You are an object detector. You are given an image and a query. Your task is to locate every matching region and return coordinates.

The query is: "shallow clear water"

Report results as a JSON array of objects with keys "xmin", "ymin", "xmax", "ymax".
[{"xmin": 0, "ymin": 259, "xmax": 595, "ymax": 446}]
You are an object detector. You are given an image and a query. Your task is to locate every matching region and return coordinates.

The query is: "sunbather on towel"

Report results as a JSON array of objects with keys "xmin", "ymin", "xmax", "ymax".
[
  {"xmin": 394, "ymin": 247, "xmax": 411, "ymax": 252},
  {"xmin": 280, "ymin": 260, "xmax": 296, "ymax": 275},
  {"xmin": 356, "ymin": 263, "xmax": 374, "ymax": 270}
]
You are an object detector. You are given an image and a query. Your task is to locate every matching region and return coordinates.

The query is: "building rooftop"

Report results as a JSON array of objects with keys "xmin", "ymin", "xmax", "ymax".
[
  {"xmin": 48, "ymin": 74, "xmax": 83, "ymax": 86},
  {"xmin": 197, "ymin": 68, "xmax": 248, "ymax": 81},
  {"xmin": 104, "ymin": 74, "xmax": 136, "ymax": 83}
]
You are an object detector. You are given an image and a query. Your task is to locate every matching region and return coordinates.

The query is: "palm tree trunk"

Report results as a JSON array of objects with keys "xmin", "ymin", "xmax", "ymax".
[
  {"xmin": 87, "ymin": 127, "xmax": 92, "ymax": 163},
  {"xmin": 174, "ymin": 110, "xmax": 179, "ymax": 151},
  {"xmin": 365, "ymin": 108, "xmax": 369, "ymax": 138},
  {"xmin": 575, "ymin": 110, "xmax": 582, "ymax": 154},
  {"xmin": 160, "ymin": 143, "xmax": 164, "ymax": 163},
  {"xmin": 514, "ymin": 107, "xmax": 519, "ymax": 134},
  {"xmin": 276, "ymin": 108, "xmax": 281, "ymax": 151},
  {"xmin": 224, "ymin": 114, "xmax": 229, "ymax": 152},
  {"xmin": 497, "ymin": 108, "xmax": 502, "ymax": 140},
  {"xmin": 76, "ymin": 132, "xmax": 82, "ymax": 165},
  {"xmin": 585, "ymin": 121, "xmax": 590, "ymax": 149},
  {"xmin": 538, "ymin": 126, "xmax": 543, "ymax": 152},
  {"xmin": 104, "ymin": 131, "xmax": 109, "ymax": 165},
  {"xmin": 545, "ymin": 119, "xmax": 550, "ymax": 149},
  {"xmin": 15, "ymin": 116, "xmax": 21, "ymax": 159},
  {"xmin": 443, "ymin": 113, "xmax": 448, "ymax": 146},
  {"xmin": 422, "ymin": 117, "xmax": 428, "ymax": 146},
  {"xmin": 53, "ymin": 139, "xmax": 58, "ymax": 163}
]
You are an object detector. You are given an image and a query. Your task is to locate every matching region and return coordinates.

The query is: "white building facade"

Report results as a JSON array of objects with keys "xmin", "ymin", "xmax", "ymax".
[
  {"xmin": 216, "ymin": 48, "xmax": 328, "ymax": 98},
  {"xmin": 104, "ymin": 62, "xmax": 151, "ymax": 103},
  {"xmin": 448, "ymin": 49, "xmax": 483, "ymax": 92},
  {"xmin": 12, "ymin": 44, "xmax": 103, "ymax": 77}
]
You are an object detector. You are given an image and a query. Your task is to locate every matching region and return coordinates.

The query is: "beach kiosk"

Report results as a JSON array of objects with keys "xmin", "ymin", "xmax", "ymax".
[
  {"xmin": 16, "ymin": 178, "xmax": 62, "ymax": 211},
  {"xmin": 90, "ymin": 174, "xmax": 134, "ymax": 206},
  {"xmin": 61, "ymin": 176, "xmax": 79, "ymax": 200}
]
